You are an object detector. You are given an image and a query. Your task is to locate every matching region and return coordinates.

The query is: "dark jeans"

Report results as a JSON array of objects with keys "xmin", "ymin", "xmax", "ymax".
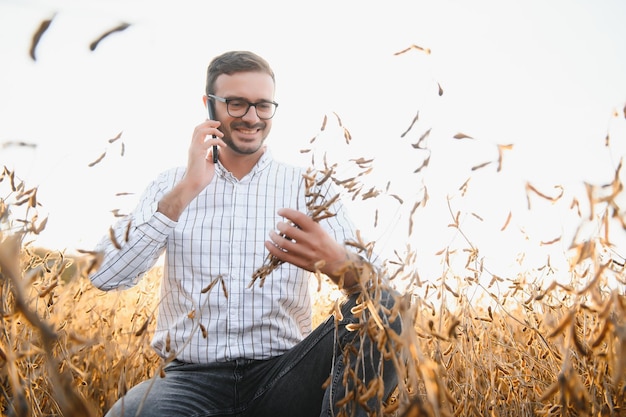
[{"xmin": 105, "ymin": 290, "xmax": 401, "ymax": 417}]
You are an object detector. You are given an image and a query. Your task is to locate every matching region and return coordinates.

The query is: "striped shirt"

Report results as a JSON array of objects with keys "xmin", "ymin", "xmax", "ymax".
[{"xmin": 89, "ymin": 150, "xmax": 358, "ymax": 364}]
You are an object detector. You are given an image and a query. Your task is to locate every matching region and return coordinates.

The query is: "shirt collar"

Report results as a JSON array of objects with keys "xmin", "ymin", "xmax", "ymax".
[{"xmin": 215, "ymin": 148, "xmax": 273, "ymax": 183}]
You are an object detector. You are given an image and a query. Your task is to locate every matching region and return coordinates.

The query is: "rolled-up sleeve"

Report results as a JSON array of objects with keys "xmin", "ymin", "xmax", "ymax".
[{"xmin": 89, "ymin": 168, "xmax": 180, "ymax": 291}]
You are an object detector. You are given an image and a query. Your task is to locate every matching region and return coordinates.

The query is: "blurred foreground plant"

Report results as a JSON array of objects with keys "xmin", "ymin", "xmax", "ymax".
[{"xmin": 0, "ymin": 167, "xmax": 161, "ymax": 416}]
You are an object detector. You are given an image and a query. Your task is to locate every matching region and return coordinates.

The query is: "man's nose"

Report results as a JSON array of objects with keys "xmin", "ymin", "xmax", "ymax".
[{"xmin": 241, "ymin": 104, "xmax": 260, "ymax": 121}]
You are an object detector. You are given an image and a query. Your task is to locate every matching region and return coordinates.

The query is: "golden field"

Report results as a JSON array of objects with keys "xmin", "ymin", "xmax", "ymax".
[
  {"xmin": 2, "ymin": 129, "xmax": 626, "ymax": 417},
  {"xmin": 2, "ymin": 4, "xmax": 626, "ymax": 415}
]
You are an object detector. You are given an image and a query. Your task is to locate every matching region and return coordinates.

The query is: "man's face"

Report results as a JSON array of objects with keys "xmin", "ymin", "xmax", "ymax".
[{"xmin": 212, "ymin": 71, "xmax": 275, "ymax": 156}]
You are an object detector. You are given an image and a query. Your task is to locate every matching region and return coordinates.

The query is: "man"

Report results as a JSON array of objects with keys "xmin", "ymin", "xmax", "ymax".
[{"xmin": 90, "ymin": 50, "xmax": 400, "ymax": 417}]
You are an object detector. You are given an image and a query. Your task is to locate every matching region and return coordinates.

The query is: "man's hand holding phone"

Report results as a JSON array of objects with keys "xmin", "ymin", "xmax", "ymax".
[
  {"xmin": 187, "ymin": 119, "xmax": 225, "ymax": 190},
  {"xmin": 157, "ymin": 119, "xmax": 225, "ymax": 221}
]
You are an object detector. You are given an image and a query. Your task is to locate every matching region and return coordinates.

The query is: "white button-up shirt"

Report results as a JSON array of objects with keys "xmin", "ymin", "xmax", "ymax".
[{"xmin": 90, "ymin": 150, "xmax": 358, "ymax": 364}]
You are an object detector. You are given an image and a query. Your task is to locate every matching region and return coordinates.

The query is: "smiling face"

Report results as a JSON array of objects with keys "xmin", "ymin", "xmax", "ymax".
[{"xmin": 212, "ymin": 71, "xmax": 275, "ymax": 157}]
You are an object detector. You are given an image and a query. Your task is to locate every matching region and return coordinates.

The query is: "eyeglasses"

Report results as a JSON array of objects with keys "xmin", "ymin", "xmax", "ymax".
[{"xmin": 208, "ymin": 94, "xmax": 279, "ymax": 120}]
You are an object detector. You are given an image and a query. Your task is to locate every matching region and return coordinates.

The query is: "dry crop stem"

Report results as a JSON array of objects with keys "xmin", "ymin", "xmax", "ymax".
[
  {"xmin": 3, "ymin": 101, "xmax": 626, "ymax": 416},
  {"xmin": 4, "ymin": 112, "xmax": 626, "ymax": 416}
]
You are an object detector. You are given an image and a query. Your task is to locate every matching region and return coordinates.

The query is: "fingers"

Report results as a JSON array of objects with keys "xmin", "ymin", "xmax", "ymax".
[
  {"xmin": 266, "ymin": 208, "xmax": 354, "ymax": 279},
  {"xmin": 270, "ymin": 224, "xmax": 302, "ymax": 250},
  {"xmin": 276, "ymin": 220, "xmax": 302, "ymax": 240},
  {"xmin": 203, "ymin": 137, "xmax": 226, "ymax": 157},
  {"xmin": 265, "ymin": 208, "xmax": 326, "ymax": 270},
  {"xmin": 276, "ymin": 208, "xmax": 313, "ymax": 230},
  {"xmin": 190, "ymin": 121, "xmax": 227, "ymax": 162},
  {"xmin": 265, "ymin": 211, "xmax": 305, "ymax": 262},
  {"xmin": 265, "ymin": 220, "xmax": 340, "ymax": 274},
  {"xmin": 192, "ymin": 120, "xmax": 224, "ymax": 144},
  {"xmin": 265, "ymin": 231, "xmax": 305, "ymax": 271}
]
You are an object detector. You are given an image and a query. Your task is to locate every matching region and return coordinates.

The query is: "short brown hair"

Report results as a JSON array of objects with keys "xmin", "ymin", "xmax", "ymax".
[{"xmin": 205, "ymin": 51, "xmax": 275, "ymax": 96}]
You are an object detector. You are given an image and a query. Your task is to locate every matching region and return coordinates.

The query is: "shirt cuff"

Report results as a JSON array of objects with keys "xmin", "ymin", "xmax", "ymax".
[
  {"xmin": 135, "ymin": 201, "xmax": 177, "ymax": 241},
  {"xmin": 135, "ymin": 200, "xmax": 159, "ymax": 225}
]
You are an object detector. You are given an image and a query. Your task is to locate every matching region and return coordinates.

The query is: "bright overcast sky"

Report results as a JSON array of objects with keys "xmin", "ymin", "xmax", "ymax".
[{"xmin": 2, "ymin": 0, "xmax": 626, "ymax": 280}]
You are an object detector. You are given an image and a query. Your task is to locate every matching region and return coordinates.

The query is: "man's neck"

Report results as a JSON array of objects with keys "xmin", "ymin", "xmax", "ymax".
[{"xmin": 221, "ymin": 147, "xmax": 266, "ymax": 180}]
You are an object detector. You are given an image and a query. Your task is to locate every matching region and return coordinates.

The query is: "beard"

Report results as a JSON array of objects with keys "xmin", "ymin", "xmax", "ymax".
[
  {"xmin": 222, "ymin": 122, "xmax": 268, "ymax": 155},
  {"xmin": 222, "ymin": 136, "xmax": 265, "ymax": 155}
]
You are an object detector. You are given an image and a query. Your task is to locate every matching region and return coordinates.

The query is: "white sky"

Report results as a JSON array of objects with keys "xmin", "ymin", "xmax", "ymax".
[{"xmin": 2, "ymin": 0, "xmax": 626, "ymax": 282}]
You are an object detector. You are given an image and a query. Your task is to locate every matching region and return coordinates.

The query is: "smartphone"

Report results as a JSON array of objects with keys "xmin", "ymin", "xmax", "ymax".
[{"xmin": 207, "ymin": 99, "xmax": 218, "ymax": 163}]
